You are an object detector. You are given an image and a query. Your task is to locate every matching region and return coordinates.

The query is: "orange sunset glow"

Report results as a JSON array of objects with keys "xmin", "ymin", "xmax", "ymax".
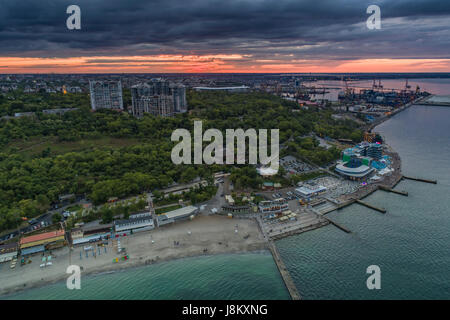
[{"xmin": 1, "ymin": 56, "xmax": 449, "ymax": 73}]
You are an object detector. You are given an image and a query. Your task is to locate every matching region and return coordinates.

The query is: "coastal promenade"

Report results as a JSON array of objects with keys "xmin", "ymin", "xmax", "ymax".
[{"xmin": 366, "ymin": 96, "xmax": 428, "ymax": 132}]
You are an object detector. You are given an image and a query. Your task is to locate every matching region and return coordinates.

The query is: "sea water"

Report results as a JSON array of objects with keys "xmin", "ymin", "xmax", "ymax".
[
  {"xmin": 4, "ymin": 86, "xmax": 450, "ymax": 300},
  {"xmin": 276, "ymin": 104, "xmax": 450, "ymax": 299},
  {"xmin": 2, "ymin": 252, "xmax": 290, "ymax": 300}
]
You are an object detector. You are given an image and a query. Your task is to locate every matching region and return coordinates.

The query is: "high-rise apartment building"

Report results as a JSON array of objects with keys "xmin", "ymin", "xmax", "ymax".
[
  {"xmin": 170, "ymin": 84, "xmax": 187, "ymax": 113},
  {"xmin": 132, "ymin": 95, "xmax": 174, "ymax": 118},
  {"xmin": 89, "ymin": 80, "xmax": 123, "ymax": 110},
  {"xmin": 131, "ymin": 80, "xmax": 187, "ymax": 117}
]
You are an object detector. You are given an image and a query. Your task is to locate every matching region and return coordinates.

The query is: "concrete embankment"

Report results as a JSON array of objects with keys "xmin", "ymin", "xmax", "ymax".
[
  {"xmin": 365, "ymin": 96, "xmax": 428, "ymax": 132},
  {"xmin": 355, "ymin": 199, "xmax": 387, "ymax": 214},
  {"xmin": 378, "ymin": 185, "xmax": 408, "ymax": 196},
  {"xmin": 322, "ymin": 216, "xmax": 351, "ymax": 233},
  {"xmin": 268, "ymin": 241, "xmax": 301, "ymax": 300},
  {"xmin": 269, "ymin": 220, "xmax": 330, "ymax": 241}
]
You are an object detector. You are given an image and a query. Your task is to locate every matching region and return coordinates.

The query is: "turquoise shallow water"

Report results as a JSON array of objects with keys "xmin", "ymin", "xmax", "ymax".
[
  {"xmin": 276, "ymin": 105, "xmax": 450, "ymax": 299},
  {"xmin": 2, "ymin": 252, "xmax": 290, "ymax": 300}
]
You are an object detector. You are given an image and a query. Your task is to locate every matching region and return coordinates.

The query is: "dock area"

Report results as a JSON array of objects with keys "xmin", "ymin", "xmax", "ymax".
[
  {"xmin": 420, "ymin": 95, "xmax": 450, "ymax": 107},
  {"xmin": 268, "ymin": 241, "xmax": 301, "ymax": 300},
  {"xmin": 322, "ymin": 216, "xmax": 351, "ymax": 233},
  {"xmin": 355, "ymin": 199, "xmax": 386, "ymax": 213},
  {"xmin": 269, "ymin": 220, "xmax": 329, "ymax": 240},
  {"xmin": 402, "ymin": 175, "xmax": 437, "ymax": 184},
  {"xmin": 378, "ymin": 185, "xmax": 408, "ymax": 196}
]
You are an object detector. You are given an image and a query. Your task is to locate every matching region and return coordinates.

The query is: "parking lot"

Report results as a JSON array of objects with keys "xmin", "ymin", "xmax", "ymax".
[
  {"xmin": 306, "ymin": 176, "xmax": 360, "ymax": 200},
  {"xmin": 255, "ymin": 173, "xmax": 367, "ymax": 237},
  {"xmin": 280, "ymin": 155, "xmax": 315, "ymax": 175}
]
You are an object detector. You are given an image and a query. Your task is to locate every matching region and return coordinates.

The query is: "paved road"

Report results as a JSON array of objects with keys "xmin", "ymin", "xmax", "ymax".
[
  {"xmin": 0, "ymin": 198, "xmax": 89, "ymax": 243},
  {"xmin": 198, "ymin": 182, "xmax": 226, "ymax": 215}
]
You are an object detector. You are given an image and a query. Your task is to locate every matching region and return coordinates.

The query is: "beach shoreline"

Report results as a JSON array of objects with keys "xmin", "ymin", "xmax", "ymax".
[
  {"xmin": 0, "ymin": 215, "xmax": 268, "ymax": 297},
  {"xmin": 0, "ymin": 101, "xmax": 417, "ymax": 299}
]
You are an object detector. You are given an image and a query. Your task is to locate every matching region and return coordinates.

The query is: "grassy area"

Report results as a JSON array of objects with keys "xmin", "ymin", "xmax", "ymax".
[
  {"xmin": 66, "ymin": 204, "xmax": 82, "ymax": 212},
  {"xmin": 5, "ymin": 136, "xmax": 141, "ymax": 158},
  {"xmin": 155, "ymin": 204, "xmax": 182, "ymax": 215}
]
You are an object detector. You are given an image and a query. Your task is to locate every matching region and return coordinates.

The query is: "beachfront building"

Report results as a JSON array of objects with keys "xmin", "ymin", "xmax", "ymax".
[
  {"xmin": 367, "ymin": 143, "xmax": 383, "ymax": 160},
  {"xmin": 335, "ymin": 158, "xmax": 375, "ymax": 181},
  {"xmin": 295, "ymin": 185, "xmax": 327, "ymax": 199},
  {"xmin": 129, "ymin": 211, "xmax": 152, "ymax": 219},
  {"xmin": 157, "ymin": 205, "xmax": 198, "ymax": 226},
  {"xmin": 258, "ymin": 198, "xmax": 288, "ymax": 215},
  {"xmin": 221, "ymin": 205, "xmax": 251, "ymax": 214},
  {"xmin": 70, "ymin": 228, "xmax": 83, "ymax": 241},
  {"xmin": 114, "ymin": 216, "xmax": 154, "ymax": 235},
  {"xmin": 0, "ymin": 242, "xmax": 18, "ymax": 263},
  {"xmin": 20, "ymin": 230, "xmax": 66, "ymax": 256},
  {"xmin": 71, "ymin": 223, "xmax": 113, "ymax": 246}
]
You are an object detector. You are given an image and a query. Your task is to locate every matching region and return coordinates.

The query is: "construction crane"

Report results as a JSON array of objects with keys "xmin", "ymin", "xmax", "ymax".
[
  {"xmin": 405, "ymin": 79, "xmax": 411, "ymax": 90},
  {"xmin": 415, "ymin": 85, "xmax": 420, "ymax": 94}
]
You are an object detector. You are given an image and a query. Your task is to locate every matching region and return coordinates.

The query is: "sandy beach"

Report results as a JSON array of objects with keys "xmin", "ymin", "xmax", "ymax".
[
  {"xmin": 0, "ymin": 215, "xmax": 267, "ymax": 297},
  {"xmin": 0, "ymin": 139, "xmax": 405, "ymax": 298}
]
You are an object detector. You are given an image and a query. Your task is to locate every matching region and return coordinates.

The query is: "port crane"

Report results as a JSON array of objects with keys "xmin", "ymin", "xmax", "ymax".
[{"xmin": 372, "ymin": 79, "xmax": 383, "ymax": 91}]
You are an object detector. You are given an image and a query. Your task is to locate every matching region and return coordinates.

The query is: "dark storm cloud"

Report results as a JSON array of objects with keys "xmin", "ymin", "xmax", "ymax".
[{"xmin": 0, "ymin": 0, "xmax": 449, "ymax": 59}]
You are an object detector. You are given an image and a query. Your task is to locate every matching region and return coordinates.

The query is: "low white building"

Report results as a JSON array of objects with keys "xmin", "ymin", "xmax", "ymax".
[
  {"xmin": 225, "ymin": 195, "xmax": 235, "ymax": 205},
  {"xmin": 114, "ymin": 217, "xmax": 154, "ymax": 233},
  {"xmin": 295, "ymin": 185, "xmax": 327, "ymax": 198},
  {"xmin": 157, "ymin": 206, "xmax": 198, "ymax": 226},
  {"xmin": 165, "ymin": 206, "xmax": 198, "ymax": 221}
]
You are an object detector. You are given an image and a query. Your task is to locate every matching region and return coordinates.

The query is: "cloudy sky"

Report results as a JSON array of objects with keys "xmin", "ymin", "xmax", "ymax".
[{"xmin": 0, "ymin": 0, "xmax": 449, "ymax": 73}]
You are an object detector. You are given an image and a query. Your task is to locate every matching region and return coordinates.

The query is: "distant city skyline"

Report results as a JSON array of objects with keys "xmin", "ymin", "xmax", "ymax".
[{"xmin": 0, "ymin": 0, "xmax": 449, "ymax": 73}]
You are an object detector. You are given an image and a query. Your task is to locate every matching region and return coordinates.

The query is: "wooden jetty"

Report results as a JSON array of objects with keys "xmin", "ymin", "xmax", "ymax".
[
  {"xmin": 322, "ymin": 216, "xmax": 351, "ymax": 233},
  {"xmin": 378, "ymin": 185, "xmax": 408, "ymax": 196},
  {"xmin": 355, "ymin": 200, "xmax": 386, "ymax": 214},
  {"xmin": 268, "ymin": 242, "xmax": 301, "ymax": 300},
  {"xmin": 402, "ymin": 175, "xmax": 437, "ymax": 184}
]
